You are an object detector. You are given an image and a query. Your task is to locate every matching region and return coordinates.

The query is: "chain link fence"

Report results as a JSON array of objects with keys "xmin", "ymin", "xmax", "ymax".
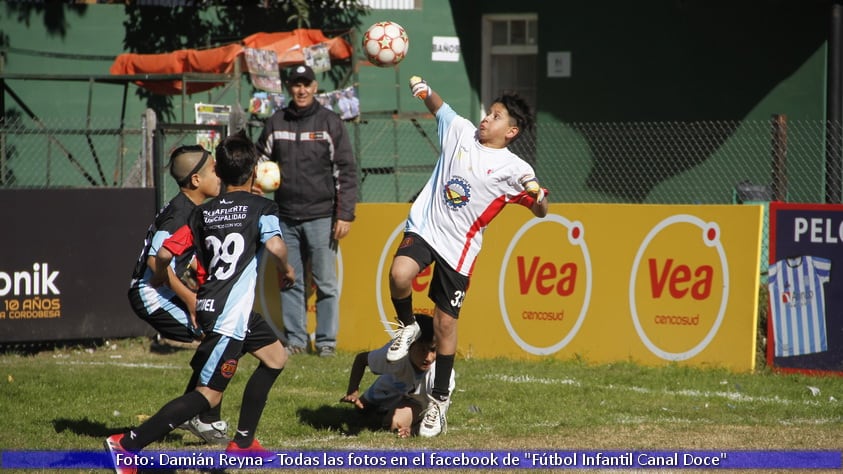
[
  {"xmin": 357, "ymin": 114, "xmax": 841, "ymax": 205},
  {"xmin": 0, "ymin": 114, "xmax": 145, "ymax": 189},
  {"xmin": 2, "ymin": 111, "xmax": 840, "ymax": 207}
]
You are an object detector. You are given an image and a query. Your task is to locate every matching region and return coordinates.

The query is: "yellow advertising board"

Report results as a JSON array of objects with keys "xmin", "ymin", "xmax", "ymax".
[{"xmin": 255, "ymin": 203, "xmax": 763, "ymax": 371}]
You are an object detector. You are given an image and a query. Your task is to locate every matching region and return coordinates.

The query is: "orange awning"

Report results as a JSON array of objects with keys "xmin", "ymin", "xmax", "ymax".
[
  {"xmin": 109, "ymin": 29, "xmax": 353, "ymax": 95},
  {"xmin": 242, "ymin": 29, "xmax": 353, "ymax": 68}
]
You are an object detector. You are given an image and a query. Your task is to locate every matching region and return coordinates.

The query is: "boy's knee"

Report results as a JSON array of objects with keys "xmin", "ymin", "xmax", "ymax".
[
  {"xmin": 196, "ymin": 386, "xmax": 223, "ymax": 408},
  {"xmin": 254, "ymin": 340, "xmax": 287, "ymax": 369},
  {"xmin": 266, "ymin": 347, "xmax": 288, "ymax": 369}
]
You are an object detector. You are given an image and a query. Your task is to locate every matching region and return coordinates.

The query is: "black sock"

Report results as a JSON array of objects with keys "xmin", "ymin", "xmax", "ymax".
[
  {"xmin": 184, "ymin": 371, "xmax": 221, "ymax": 424},
  {"xmin": 232, "ymin": 364, "xmax": 283, "ymax": 448},
  {"xmin": 432, "ymin": 353, "xmax": 454, "ymax": 401},
  {"xmin": 391, "ymin": 296, "xmax": 415, "ymax": 326},
  {"xmin": 199, "ymin": 401, "xmax": 222, "ymax": 424},
  {"xmin": 121, "ymin": 391, "xmax": 210, "ymax": 451}
]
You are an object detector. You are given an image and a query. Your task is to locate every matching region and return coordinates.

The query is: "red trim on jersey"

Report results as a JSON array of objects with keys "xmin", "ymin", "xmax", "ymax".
[
  {"xmin": 162, "ymin": 224, "xmax": 194, "ymax": 255},
  {"xmin": 194, "ymin": 260, "xmax": 208, "ymax": 286},
  {"xmin": 162, "ymin": 225, "xmax": 208, "ymax": 285},
  {"xmin": 515, "ymin": 187, "xmax": 550, "ymax": 209},
  {"xmin": 456, "ymin": 195, "xmax": 510, "ymax": 273}
]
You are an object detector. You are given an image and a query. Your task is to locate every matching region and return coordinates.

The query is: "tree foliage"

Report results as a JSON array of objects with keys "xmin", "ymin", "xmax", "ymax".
[
  {"xmin": 120, "ymin": 1, "xmax": 369, "ymax": 120},
  {"xmin": 4, "ymin": 1, "xmax": 368, "ymax": 121}
]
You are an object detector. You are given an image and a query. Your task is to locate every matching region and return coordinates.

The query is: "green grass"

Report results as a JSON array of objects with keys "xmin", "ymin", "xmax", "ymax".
[{"xmin": 1, "ymin": 337, "xmax": 842, "ymax": 473}]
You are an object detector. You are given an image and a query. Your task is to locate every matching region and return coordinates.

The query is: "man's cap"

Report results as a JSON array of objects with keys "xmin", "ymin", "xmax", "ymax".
[{"xmin": 287, "ymin": 64, "xmax": 315, "ymax": 84}]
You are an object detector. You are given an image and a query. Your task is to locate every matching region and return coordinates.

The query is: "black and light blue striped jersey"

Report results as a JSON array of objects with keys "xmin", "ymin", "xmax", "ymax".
[{"xmin": 164, "ymin": 191, "xmax": 283, "ymax": 340}]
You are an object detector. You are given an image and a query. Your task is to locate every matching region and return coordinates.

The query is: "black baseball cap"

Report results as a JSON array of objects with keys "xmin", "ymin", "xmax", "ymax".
[{"xmin": 286, "ymin": 64, "xmax": 315, "ymax": 84}]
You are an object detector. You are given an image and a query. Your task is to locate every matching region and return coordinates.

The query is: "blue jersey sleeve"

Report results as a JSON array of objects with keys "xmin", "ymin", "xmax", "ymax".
[
  {"xmin": 258, "ymin": 213, "xmax": 283, "ymax": 244},
  {"xmin": 436, "ymin": 103, "xmax": 458, "ymax": 148}
]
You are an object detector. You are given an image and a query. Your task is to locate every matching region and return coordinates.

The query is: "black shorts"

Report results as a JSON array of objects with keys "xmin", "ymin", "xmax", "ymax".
[
  {"xmin": 190, "ymin": 312, "xmax": 279, "ymax": 391},
  {"xmin": 395, "ymin": 233, "xmax": 470, "ymax": 318},
  {"xmin": 128, "ymin": 287, "xmax": 194, "ymax": 343}
]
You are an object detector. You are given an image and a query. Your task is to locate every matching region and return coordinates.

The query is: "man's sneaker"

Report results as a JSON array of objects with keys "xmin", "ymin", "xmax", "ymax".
[
  {"xmin": 318, "ymin": 345, "xmax": 336, "ymax": 358},
  {"xmin": 225, "ymin": 439, "xmax": 276, "ymax": 463},
  {"xmin": 386, "ymin": 321, "xmax": 420, "ymax": 362},
  {"xmin": 103, "ymin": 433, "xmax": 137, "ymax": 474},
  {"xmin": 177, "ymin": 416, "xmax": 229, "ymax": 445},
  {"xmin": 419, "ymin": 395, "xmax": 449, "ymax": 438},
  {"xmin": 286, "ymin": 345, "xmax": 307, "ymax": 356}
]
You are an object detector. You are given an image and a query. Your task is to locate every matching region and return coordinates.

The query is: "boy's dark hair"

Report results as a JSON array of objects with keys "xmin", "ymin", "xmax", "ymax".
[
  {"xmin": 494, "ymin": 93, "xmax": 535, "ymax": 143},
  {"xmin": 215, "ymin": 130, "xmax": 257, "ymax": 186},
  {"xmin": 414, "ymin": 313, "xmax": 435, "ymax": 344}
]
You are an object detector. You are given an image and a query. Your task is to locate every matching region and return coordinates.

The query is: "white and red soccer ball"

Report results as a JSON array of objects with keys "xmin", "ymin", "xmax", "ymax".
[
  {"xmin": 362, "ymin": 21, "xmax": 409, "ymax": 67},
  {"xmin": 256, "ymin": 160, "xmax": 281, "ymax": 193}
]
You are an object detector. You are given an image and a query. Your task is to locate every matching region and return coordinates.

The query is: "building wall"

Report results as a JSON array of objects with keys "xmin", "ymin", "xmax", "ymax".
[{"xmin": 0, "ymin": 1, "xmax": 831, "ymax": 202}]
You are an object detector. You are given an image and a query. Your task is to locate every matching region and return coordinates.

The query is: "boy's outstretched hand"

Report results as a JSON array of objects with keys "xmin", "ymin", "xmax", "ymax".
[
  {"xmin": 520, "ymin": 174, "xmax": 546, "ymax": 203},
  {"xmin": 340, "ymin": 390, "xmax": 365, "ymax": 409},
  {"xmin": 409, "ymin": 76, "xmax": 430, "ymax": 100}
]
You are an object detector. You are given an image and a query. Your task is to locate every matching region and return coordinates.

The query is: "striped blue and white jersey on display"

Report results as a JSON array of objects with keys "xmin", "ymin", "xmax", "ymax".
[{"xmin": 767, "ymin": 256, "xmax": 831, "ymax": 357}]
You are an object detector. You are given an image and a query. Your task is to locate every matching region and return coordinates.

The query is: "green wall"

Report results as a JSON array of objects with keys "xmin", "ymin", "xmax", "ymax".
[
  {"xmin": 0, "ymin": 1, "xmax": 832, "ymax": 202},
  {"xmin": 1, "ymin": 1, "xmax": 827, "ymax": 124}
]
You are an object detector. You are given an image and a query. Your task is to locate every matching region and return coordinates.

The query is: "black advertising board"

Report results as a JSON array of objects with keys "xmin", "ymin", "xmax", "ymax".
[
  {"xmin": 767, "ymin": 201, "xmax": 843, "ymax": 374},
  {"xmin": 0, "ymin": 189, "xmax": 156, "ymax": 343}
]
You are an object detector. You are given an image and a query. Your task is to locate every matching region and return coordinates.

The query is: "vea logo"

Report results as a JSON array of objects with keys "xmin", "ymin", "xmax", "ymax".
[
  {"xmin": 500, "ymin": 215, "xmax": 592, "ymax": 355},
  {"xmin": 629, "ymin": 215, "xmax": 729, "ymax": 361},
  {"xmin": 0, "ymin": 262, "xmax": 61, "ymax": 296},
  {"xmin": 375, "ymin": 223, "xmax": 437, "ymax": 329},
  {"xmin": 375, "ymin": 222, "xmax": 433, "ymax": 334}
]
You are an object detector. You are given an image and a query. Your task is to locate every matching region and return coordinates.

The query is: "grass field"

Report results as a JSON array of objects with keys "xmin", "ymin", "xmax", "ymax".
[{"xmin": 1, "ymin": 336, "xmax": 842, "ymax": 473}]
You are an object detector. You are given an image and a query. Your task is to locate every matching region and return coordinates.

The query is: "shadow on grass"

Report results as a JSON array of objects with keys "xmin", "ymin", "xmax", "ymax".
[
  {"xmin": 297, "ymin": 404, "xmax": 384, "ymax": 436},
  {"xmin": 53, "ymin": 417, "xmax": 130, "ymax": 437},
  {"xmin": 53, "ymin": 417, "xmax": 199, "ymax": 444},
  {"xmin": 52, "ymin": 417, "xmax": 226, "ymax": 473}
]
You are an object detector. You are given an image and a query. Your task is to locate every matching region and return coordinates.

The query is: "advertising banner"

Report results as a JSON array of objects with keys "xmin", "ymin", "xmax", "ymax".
[
  {"xmin": 256, "ymin": 203, "xmax": 763, "ymax": 371},
  {"xmin": 0, "ymin": 189, "xmax": 156, "ymax": 343},
  {"xmin": 767, "ymin": 201, "xmax": 843, "ymax": 374}
]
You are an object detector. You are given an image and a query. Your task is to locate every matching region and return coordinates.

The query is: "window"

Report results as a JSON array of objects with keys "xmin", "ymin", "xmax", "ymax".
[
  {"xmin": 482, "ymin": 14, "xmax": 538, "ymax": 111},
  {"xmin": 358, "ymin": 0, "xmax": 420, "ymax": 10},
  {"xmin": 491, "ymin": 17, "xmax": 537, "ymax": 47},
  {"xmin": 482, "ymin": 14, "xmax": 538, "ymax": 164}
]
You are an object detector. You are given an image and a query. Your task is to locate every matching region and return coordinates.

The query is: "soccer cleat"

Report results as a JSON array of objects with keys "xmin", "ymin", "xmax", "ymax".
[
  {"xmin": 419, "ymin": 395, "xmax": 449, "ymax": 438},
  {"xmin": 103, "ymin": 433, "xmax": 137, "ymax": 474},
  {"xmin": 225, "ymin": 439, "xmax": 276, "ymax": 463},
  {"xmin": 178, "ymin": 416, "xmax": 229, "ymax": 445},
  {"xmin": 386, "ymin": 320, "xmax": 420, "ymax": 362}
]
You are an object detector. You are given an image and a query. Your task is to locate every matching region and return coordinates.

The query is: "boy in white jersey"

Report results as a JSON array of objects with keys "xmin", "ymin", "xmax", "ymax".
[{"xmin": 386, "ymin": 75, "xmax": 549, "ymax": 437}]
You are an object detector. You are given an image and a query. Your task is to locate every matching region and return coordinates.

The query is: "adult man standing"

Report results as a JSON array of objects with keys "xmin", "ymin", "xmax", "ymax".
[{"xmin": 256, "ymin": 64, "xmax": 358, "ymax": 357}]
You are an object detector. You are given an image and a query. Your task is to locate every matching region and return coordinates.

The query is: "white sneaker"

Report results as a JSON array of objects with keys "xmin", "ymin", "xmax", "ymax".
[
  {"xmin": 178, "ymin": 416, "xmax": 229, "ymax": 445},
  {"xmin": 419, "ymin": 395, "xmax": 449, "ymax": 437},
  {"xmin": 387, "ymin": 321, "xmax": 421, "ymax": 362}
]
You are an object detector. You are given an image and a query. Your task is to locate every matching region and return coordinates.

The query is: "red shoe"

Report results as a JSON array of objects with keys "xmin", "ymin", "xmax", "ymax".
[
  {"xmin": 225, "ymin": 439, "xmax": 276, "ymax": 463},
  {"xmin": 103, "ymin": 433, "xmax": 137, "ymax": 474}
]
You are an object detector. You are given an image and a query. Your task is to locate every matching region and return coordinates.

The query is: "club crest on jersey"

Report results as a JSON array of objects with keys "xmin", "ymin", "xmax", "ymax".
[
  {"xmin": 443, "ymin": 176, "xmax": 470, "ymax": 209},
  {"xmin": 398, "ymin": 235, "xmax": 415, "ymax": 249},
  {"xmin": 220, "ymin": 359, "xmax": 238, "ymax": 378}
]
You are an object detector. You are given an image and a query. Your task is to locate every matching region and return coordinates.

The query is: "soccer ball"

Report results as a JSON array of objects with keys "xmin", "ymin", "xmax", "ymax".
[
  {"xmin": 362, "ymin": 21, "xmax": 409, "ymax": 67},
  {"xmin": 256, "ymin": 160, "xmax": 281, "ymax": 193}
]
